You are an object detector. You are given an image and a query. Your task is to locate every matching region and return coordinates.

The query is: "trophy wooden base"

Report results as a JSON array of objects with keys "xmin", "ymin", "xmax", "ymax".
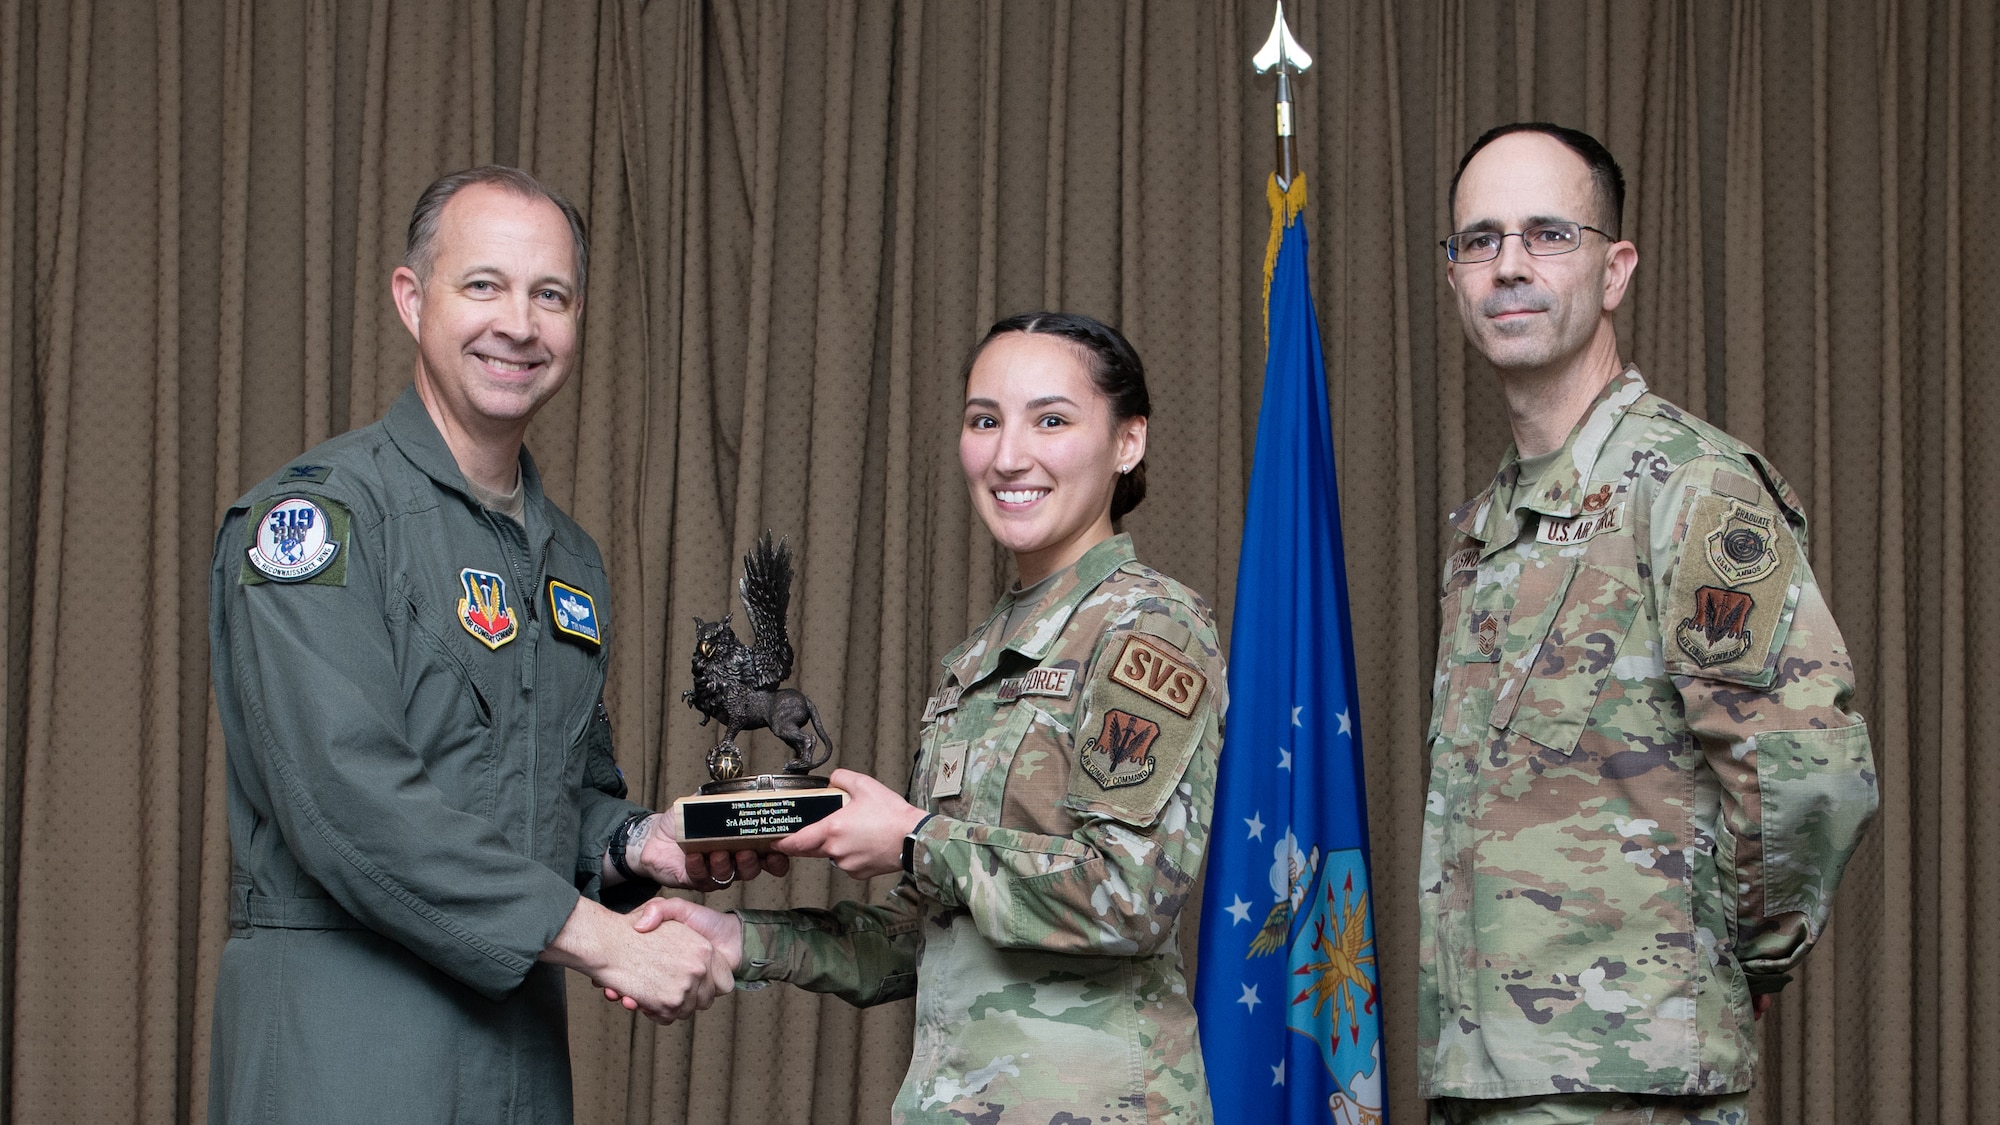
[{"xmin": 666, "ymin": 780, "xmax": 848, "ymax": 853}]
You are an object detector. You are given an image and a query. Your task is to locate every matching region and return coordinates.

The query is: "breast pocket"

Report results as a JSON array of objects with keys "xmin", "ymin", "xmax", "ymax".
[{"xmin": 1504, "ymin": 556, "xmax": 1645, "ymax": 756}]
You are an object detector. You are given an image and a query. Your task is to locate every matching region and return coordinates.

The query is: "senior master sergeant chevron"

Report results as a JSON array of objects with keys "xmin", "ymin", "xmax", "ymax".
[{"xmin": 1419, "ymin": 124, "xmax": 1878, "ymax": 1125}]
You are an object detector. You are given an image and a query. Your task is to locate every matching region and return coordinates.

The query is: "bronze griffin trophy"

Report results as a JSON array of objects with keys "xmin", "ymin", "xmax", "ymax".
[{"xmin": 667, "ymin": 533, "xmax": 847, "ymax": 852}]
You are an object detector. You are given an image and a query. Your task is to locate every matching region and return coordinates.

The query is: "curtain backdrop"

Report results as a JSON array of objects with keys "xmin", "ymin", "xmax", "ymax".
[{"xmin": 2, "ymin": 1, "xmax": 1989, "ymax": 1122}]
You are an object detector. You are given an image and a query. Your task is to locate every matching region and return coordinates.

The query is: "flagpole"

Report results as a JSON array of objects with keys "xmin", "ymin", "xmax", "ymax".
[{"xmin": 1253, "ymin": 1, "xmax": 1312, "ymax": 189}]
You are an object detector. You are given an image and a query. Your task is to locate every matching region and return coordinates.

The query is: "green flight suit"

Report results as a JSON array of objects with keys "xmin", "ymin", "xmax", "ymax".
[
  {"xmin": 1419, "ymin": 369, "xmax": 1878, "ymax": 1101},
  {"xmin": 735, "ymin": 534, "xmax": 1225, "ymax": 1123},
  {"xmin": 207, "ymin": 388, "xmax": 649, "ymax": 1124}
]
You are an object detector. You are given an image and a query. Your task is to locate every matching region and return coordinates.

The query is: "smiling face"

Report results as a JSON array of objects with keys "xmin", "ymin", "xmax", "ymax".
[
  {"xmin": 392, "ymin": 182, "xmax": 580, "ymax": 455},
  {"xmin": 960, "ymin": 332, "xmax": 1147, "ymax": 585},
  {"xmin": 1446, "ymin": 131, "xmax": 1635, "ymax": 384}
]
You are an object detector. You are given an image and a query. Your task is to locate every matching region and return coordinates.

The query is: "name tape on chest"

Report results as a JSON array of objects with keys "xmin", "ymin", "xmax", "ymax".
[
  {"xmin": 1536, "ymin": 503, "xmax": 1625, "ymax": 546},
  {"xmin": 1108, "ymin": 633, "xmax": 1205, "ymax": 718},
  {"xmin": 547, "ymin": 578, "xmax": 601, "ymax": 647},
  {"xmin": 921, "ymin": 684, "xmax": 965, "ymax": 722},
  {"xmin": 995, "ymin": 667, "xmax": 1076, "ymax": 703}
]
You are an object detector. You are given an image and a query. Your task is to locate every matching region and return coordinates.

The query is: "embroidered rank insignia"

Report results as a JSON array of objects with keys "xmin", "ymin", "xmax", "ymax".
[
  {"xmin": 1108, "ymin": 634, "xmax": 1205, "ymax": 718},
  {"xmin": 1081, "ymin": 709, "xmax": 1161, "ymax": 790},
  {"xmin": 1473, "ymin": 614, "xmax": 1500, "ymax": 658},
  {"xmin": 458, "ymin": 568, "xmax": 519, "ymax": 649},
  {"xmin": 932, "ymin": 740, "xmax": 968, "ymax": 799},
  {"xmin": 1537, "ymin": 503, "xmax": 1624, "ymax": 546},
  {"xmin": 1581, "ymin": 483, "xmax": 1613, "ymax": 513},
  {"xmin": 246, "ymin": 496, "xmax": 342, "ymax": 583},
  {"xmin": 279, "ymin": 464, "xmax": 333, "ymax": 485},
  {"xmin": 547, "ymin": 578, "xmax": 601, "ymax": 647},
  {"xmin": 1705, "ymin": 499, "xmax": 1782, "ymax": 587},
  {"xmin": 1677, "ymin": 585, "xmax": 1755, "ymax": 668},
  {"xmin": 996, "ymin": 667, "xmax": 1076, "ymax": 703}
]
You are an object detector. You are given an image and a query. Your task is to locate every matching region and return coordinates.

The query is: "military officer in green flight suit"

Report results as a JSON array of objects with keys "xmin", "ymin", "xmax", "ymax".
[{"xmin": 207, "ymin": 166, "xmax": 774, "ymax": 1124}]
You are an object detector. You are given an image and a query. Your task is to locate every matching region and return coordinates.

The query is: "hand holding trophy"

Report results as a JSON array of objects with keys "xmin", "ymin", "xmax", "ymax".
[{"xmin": 668, "ymin": 533, "xmax": 847, "ymax": 851}]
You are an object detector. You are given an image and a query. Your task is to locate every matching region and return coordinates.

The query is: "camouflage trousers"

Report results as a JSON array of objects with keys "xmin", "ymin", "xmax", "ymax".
[{"xmin": 1428, "ymin": 1092, "xmax": 1750, "ymax": 1125}]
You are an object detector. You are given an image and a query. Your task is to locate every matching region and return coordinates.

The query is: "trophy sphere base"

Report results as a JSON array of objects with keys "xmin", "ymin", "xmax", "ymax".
[{"xmin": 668, "ymin": 775, "xmax": 847, "ymax": 853}]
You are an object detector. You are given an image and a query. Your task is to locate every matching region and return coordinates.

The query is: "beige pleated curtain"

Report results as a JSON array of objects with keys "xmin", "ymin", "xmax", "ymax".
[{"xmin": 1, "ymin": 1, "xmax": 1988, "ymax": 1122}]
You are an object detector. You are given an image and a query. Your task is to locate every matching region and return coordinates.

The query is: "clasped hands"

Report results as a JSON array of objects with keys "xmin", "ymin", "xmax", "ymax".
[{"xmin": 598, "ymin": 769, "xmax": 929, "ymax": 1020}]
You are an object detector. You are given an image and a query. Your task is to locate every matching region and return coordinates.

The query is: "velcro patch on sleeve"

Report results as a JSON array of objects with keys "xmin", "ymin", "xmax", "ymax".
[
  {"xmin": 1665, "ymin": 493, "xmax": 1798, "ymax": 684},
  {"xmin": 241, "ymin": 494, "xmax": 350, "ymax": 586},
  {"xmin": 1107, "ymin": 633, "xmax": 1206, "ymax": 718},
  {"xmin": 1068, "ymin": 635, "xmax": 1209, "ymax": 825}
]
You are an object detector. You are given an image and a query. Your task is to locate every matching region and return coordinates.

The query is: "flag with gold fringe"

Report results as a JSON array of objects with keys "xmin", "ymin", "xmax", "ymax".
[{"xmin": 1194, "ymin": 172, "xmax": 1386, "ymax": 1125}]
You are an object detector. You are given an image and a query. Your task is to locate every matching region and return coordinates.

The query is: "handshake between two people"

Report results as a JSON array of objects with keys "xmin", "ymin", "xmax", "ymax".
[{"xmin": 565, "ymin": 768, "xmax": 930, "ymax": 1025}]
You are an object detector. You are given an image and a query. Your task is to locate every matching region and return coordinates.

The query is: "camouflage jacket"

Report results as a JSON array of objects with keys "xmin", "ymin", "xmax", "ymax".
[
  {"xmin": 1418, "ymin": 368, "xmax": 1877, "ymax": 1099},
  {"xmin": 737, "ymin": 534, "xmax": 1225, "ymax": 1123}
]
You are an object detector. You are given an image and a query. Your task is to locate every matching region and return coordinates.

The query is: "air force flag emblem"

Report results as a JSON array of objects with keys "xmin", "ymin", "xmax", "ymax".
[{"xmin": 548, "ymin": 578, "xmax": 601, "ymax": 647}]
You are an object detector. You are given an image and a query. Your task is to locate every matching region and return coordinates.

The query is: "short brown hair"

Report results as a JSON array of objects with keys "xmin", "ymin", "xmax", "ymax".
[{"xmin": 405, "ymin": 166, "xmax": 590, "ymax": 303}]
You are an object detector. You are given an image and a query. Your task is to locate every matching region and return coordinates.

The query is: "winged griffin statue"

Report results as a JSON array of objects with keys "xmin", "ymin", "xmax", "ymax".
[{"xmin": 681, "ymin": 533, "xmax": 833, "ymax": 782}]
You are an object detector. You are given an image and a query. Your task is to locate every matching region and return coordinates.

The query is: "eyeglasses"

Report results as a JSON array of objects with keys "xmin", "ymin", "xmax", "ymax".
[{"xmin": 1439, "ymin": 221, "xmax": 1612, "ymax": 263}]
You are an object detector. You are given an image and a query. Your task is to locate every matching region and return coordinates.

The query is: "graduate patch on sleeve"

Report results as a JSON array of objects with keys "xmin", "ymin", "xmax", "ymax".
[
  {"xmin": 241, "ymin": 495, "xmax": 348, "ymax": 586},
  {"xmin": 1666, "ymin": 492, "xmax": 1798, "ymax": 684}
]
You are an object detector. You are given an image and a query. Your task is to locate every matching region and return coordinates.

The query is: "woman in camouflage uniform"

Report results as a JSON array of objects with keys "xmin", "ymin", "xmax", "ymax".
[{"xmin": 636, "ymin": 312, "xmax": 1226, "ymax": 1124}]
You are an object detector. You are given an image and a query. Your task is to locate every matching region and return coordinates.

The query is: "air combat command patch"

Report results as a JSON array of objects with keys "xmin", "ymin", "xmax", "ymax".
[
  {"xmin": 459, "ymin": 568, "xmax": 520, "ymax": 649},
  {"xmin": 242, "ymin": 495, "xmax": 347, "ymax": 585},
  {"xmin": 1081, "ymin": 709, "xmax": 1162, "ymax": 790},
  {"xmin": 1667, "ymin": 491, "xmax": 1799, "ymax": 683}
]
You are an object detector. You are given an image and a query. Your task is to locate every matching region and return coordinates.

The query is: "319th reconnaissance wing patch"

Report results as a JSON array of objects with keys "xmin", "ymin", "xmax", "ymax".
[
  {"xmin": 1666, "ymin": 492, "xmax": 1799, "ymax": 684},
  {"xmin": 1068, "ymin": 629, "xmax": 1210, "ymax": 824},
  {"xmin": 241, "ymin": 495, "xmax": 349, "ymax": 586}
]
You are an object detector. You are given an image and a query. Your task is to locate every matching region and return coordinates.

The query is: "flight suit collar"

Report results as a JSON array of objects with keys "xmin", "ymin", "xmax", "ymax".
[
  {"xmin": 1455, "ymin": 366, "xmax": 1649, "ymax": 557},
  {"xmin": 382, "ymin": 386, "xmax": 549, "ymax": 521},
  {"xmin": 947, "ymin": 533, "xmax": 1136, "ymax": 688}
]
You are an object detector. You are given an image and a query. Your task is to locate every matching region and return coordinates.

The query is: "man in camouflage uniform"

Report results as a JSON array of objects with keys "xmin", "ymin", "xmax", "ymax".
[
  {"xmin": 1419, "ymin": 124, "xmax": 1878, "ymax": 1125},
  {"xmin": 651, "ymin": 531, "xmax": 1224, "ymax": 1123}
]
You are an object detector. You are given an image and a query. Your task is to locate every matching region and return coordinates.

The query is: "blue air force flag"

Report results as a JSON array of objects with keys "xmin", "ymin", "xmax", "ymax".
[{"xmin": 1195, "ymin": 174, "xmax": 1385, "ymax": 1125}]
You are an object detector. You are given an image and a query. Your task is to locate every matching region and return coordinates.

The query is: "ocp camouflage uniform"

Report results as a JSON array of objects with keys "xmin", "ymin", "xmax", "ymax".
[
  {"xmin": 736, "ymin": 533, "xmax": 1224, "ymax": 1123},
  {"xmin": 1419, "ymin": 368, "xmax": 1877, "ymax": 1101}
]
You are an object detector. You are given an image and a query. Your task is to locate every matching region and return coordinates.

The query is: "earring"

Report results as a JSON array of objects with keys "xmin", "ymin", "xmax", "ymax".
[{"xmin": 1118, "ymin": 464, "xmax": 1130, "ymax": 474}]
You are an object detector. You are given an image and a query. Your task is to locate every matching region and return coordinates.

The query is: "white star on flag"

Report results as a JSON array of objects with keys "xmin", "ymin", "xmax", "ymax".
[
  {"xmin": 1245, "ymin": 812, "xmax": 1266, "ymax": 841},
  {"xmin": 1238, "ymin": 983, "xmax": 1261, "ymax": 1012},
  {"xmin": 1226, "ymin": 896, "xmax": 1253, "ymax": 925},
  {"xmin": 1277, "ymin": 746, "xmax": 1292, "ymax": 771},
  {"xmin": 1271, "ymin": 1059, "xmax": 1286, "ymax": 1086},
  {"xmin": 1337, "ymin": 708, "xmax": 1352, "ymax": 737},
  {"xmin": 1291, "ymin": 706, "xmax": 1303, "ymax": 726}
]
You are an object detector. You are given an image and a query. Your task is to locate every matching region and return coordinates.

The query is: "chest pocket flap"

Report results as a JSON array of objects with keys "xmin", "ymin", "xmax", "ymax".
[{"xmin": 1505, "ymin": 543, "xmax": 1645, "ymax": 755}]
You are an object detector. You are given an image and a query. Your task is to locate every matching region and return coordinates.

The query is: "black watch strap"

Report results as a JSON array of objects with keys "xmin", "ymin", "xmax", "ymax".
[
  {"xmin": 608, "ymin": 811, "xmax": 649, "ymax": 881},
  {"xmin": 902, "ymin": 813, "xmax": 937, "ymax": 876}
]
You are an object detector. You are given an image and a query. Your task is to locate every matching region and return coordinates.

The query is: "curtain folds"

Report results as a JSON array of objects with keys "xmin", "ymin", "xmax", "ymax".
[{"xmin": 0, "ymin": 2, "xmax": 1988, "ymax": 1122}]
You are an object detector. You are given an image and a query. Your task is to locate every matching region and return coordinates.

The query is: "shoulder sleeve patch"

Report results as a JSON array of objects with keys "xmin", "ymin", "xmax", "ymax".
[
  {"xmin": 240, "ymin": 494, "xmax": 350, "ymax": 586},
  {"xmin": 1068, "ymin": 632, "xmax": 1212, "ymax": 825},
  {"xmin": 1107, "ymin": 633, "xmax": 1206, "ymax": 717},
  {"xmin": 1665, "ymin": 493, "xmax": 1799, "ymax": 684}
]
